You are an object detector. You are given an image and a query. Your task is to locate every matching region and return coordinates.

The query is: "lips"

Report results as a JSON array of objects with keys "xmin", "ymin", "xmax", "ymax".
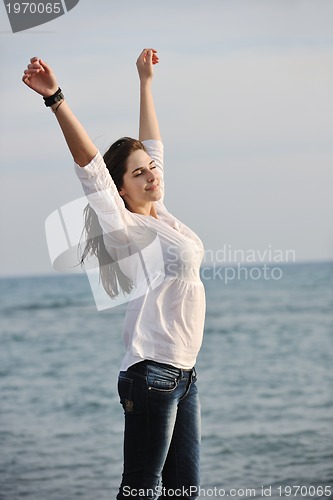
[{"xmin": 146, "ymin": 184, "xmax": 159, "ymax": 191}]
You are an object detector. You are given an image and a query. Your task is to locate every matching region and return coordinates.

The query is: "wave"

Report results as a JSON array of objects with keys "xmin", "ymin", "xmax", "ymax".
[{"xmin": 2, "ymin": 299, "xmax": 92, "ymax": 313}]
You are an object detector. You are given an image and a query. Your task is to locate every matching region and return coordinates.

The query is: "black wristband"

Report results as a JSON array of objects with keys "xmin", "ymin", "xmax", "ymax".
[{"xmin": 43, "ymin": 88, "xmax": 64, "ymax": 107}]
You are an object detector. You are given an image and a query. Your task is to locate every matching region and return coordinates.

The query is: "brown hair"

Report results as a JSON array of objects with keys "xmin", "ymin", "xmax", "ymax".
[{"xmin": 80, "ymin": 137, "xmax": 146, "ymax": 298}]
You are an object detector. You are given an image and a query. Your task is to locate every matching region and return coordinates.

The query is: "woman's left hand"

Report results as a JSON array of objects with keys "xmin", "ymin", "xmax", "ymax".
[{"xmin": 136, "ymin": 48, "xmax": 159, "ymax": 83}]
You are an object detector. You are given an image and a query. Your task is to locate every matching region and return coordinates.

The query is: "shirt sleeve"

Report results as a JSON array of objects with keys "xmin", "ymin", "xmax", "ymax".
[{"xmin": 74, "ymin": 150, "xmax": 131, "ymax": 251}]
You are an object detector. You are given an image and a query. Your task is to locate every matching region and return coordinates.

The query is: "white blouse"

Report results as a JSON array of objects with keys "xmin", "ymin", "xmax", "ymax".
[{"xmin": 75, "ymin": 140, "xmax": 206, "ymax": 371}]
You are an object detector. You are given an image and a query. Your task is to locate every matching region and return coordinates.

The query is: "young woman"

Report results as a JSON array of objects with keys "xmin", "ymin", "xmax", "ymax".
[{"xmin": 22, "ymin": 49, "xmax": 206, "ymax": 499}]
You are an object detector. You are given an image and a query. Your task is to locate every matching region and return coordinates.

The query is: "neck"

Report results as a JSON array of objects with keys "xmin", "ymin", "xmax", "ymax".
[{"xmin": 125, "ymin": 201, "xmax": 158, "ymax": 219}]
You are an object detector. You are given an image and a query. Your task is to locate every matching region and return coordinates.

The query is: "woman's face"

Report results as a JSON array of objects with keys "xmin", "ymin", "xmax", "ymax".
[{"xmin": 119, "ymin": 149, "xmax": 161, "ymax": 212}]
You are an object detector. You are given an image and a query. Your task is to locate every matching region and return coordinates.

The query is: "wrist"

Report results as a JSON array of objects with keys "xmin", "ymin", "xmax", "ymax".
[
  {"xmin": 140, "ymin": 78, "xmax": 152, "ymax": 88},
  {"xmin": 50, "ymin": 98, "xmax": 64, "ymax": 114},
  {"xmin": 43, "ymin": 87, "xmax": 64, "ymax": 106},
  {"xmin": 43, "ymin": 86, "xmax": 59, "ymax": 98}
]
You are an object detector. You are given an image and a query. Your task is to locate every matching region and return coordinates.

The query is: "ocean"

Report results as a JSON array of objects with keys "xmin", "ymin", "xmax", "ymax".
[{"xmin": 0, "ymin": 262, "xmax": 332, "ymax": 499}]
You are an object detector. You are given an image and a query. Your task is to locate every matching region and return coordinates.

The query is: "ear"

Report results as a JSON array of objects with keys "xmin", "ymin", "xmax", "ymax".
[{"xmin": 119, "ymin": 187, "xmax": 125, "ymax": 196}]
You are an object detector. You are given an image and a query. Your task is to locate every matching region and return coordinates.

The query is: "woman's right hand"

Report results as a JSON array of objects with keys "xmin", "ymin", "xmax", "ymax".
[
  {"xmin": 136, "ymin": 48, "xmax": 159, "ymax": 84},
  {"xmin": 22, "ymin": 57, "xmax": 59, "ymax": 97}
]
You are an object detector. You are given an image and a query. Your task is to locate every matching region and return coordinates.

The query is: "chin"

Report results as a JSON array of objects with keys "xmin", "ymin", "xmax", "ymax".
[
  {"xmin": 147, "ymin": 188, "xmax": 162, "ymax": 200},
  {"xmin": 153, "ymin": 192, "xmax": 162, "ymax": 201}
]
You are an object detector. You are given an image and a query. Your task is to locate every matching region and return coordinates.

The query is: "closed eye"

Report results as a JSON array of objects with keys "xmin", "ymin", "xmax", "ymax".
[{"xmin": 133, "ymin": 161, "xmax": 156, "ymax": 176}]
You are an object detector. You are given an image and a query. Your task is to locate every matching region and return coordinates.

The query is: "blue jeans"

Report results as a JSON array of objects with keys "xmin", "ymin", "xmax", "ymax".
[{"xmin": 116, "ymin": 360, "xmax": 201, "ymax": 500}]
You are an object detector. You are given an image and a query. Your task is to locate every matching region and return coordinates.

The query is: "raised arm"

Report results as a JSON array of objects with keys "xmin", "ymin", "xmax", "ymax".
[
  {"xmin": 136, "ymin": 49, "xmax": 161, "ymax": 142},
  {"xmin": 22, "ymin": 57, "xmax": 97, "ymax": 167}
]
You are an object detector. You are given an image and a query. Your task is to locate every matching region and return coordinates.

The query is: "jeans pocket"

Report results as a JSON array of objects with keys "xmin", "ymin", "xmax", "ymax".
[
  {"xmin": 118, "ymin": 373, "xmax": 134, "ymax": 412},
  {"xmin": 146, "ymin": 365, "xmax": 179, "ymax": 393}
]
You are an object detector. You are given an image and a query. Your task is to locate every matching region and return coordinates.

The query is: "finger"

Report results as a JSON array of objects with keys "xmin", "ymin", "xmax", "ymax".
[
  {"xmin": 139, "ymin": 48, "xmax": 148, "ymax": 61},
  {"xmin": 28, "ymin": 62, "xmax": 41, "ymax": 70},
  {"xmin": 22, "ymin": 74, "xmax": 32, "ymax": 86},
  {"xmin": 141, "ymin": 48, "xmax": 157, "ymax": 59},
  {"xmin": 30, "ymin": 56, "xmax": 39, "ymax": 63},
  {"xmin": 147, "ymin": 49, "xmax": 153, "ymax": 64},
  {"xmin": 24, "ymin": 68, "xmax": 40, "ymax": 74},
  {"xmin": 39, "ymin": 59, "xmax": 51, "ymax": 74}
]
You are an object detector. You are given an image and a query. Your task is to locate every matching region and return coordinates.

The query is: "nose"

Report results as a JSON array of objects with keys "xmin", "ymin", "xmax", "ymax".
[{"xmin": 147, "ymin": 169, "xmax": 157, "ymax": 182}]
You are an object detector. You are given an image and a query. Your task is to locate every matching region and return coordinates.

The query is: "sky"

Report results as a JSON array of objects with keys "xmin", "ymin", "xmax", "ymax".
[{"xmin": 1, "ymin": 0, "xmax": 333, "ymax": 277}]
